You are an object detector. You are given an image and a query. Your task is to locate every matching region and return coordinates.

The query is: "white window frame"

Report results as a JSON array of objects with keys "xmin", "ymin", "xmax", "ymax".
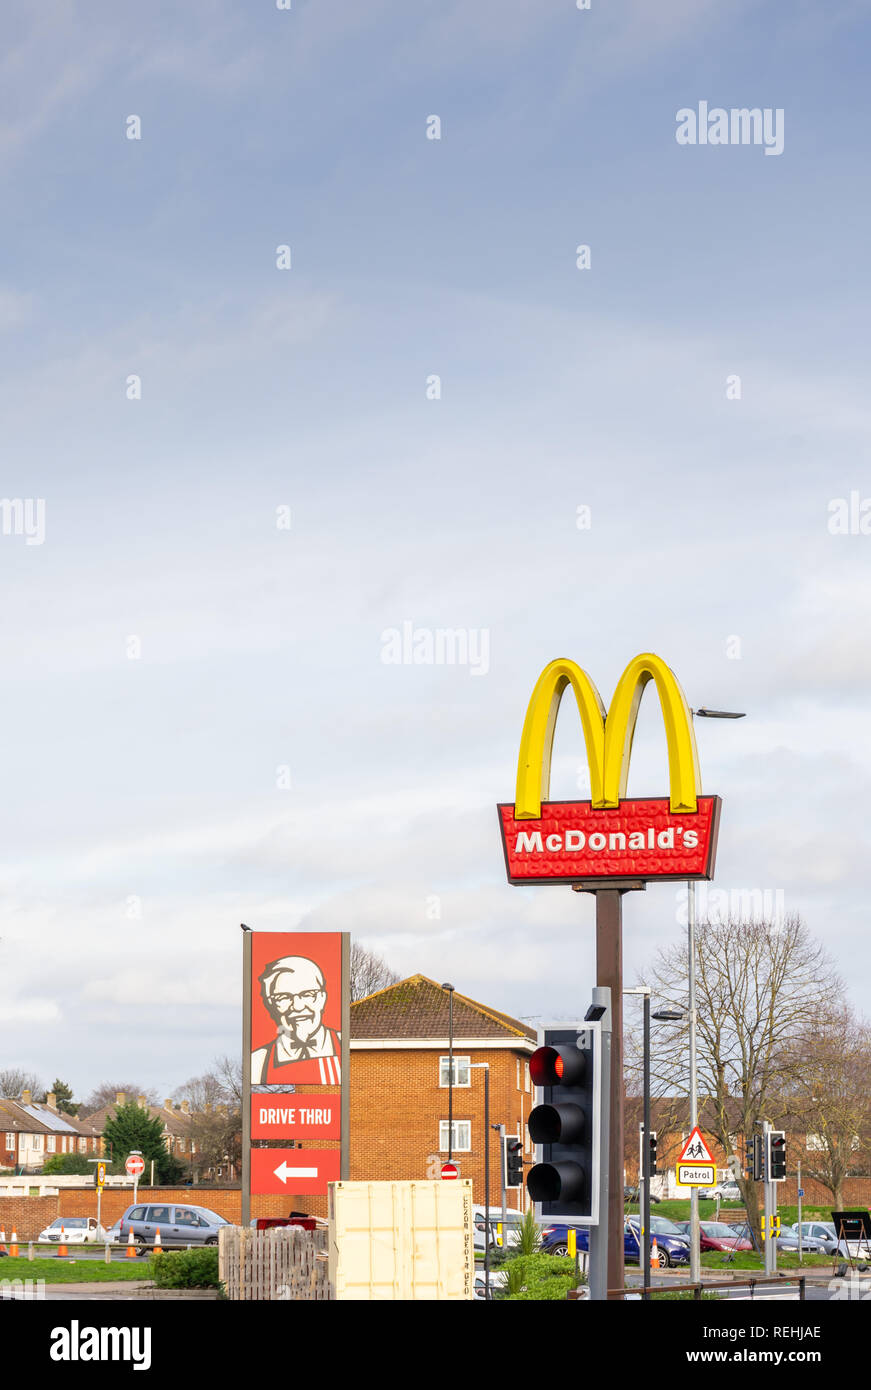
[
  {"xmin": 5, "ymin": 1132, "xmax": 14, "ymax": 1149},
  {"xmin": 439, "ymin": 1120, "xmax": 471, "ymax": 1152},
  {"xmin": 439, "ymin": 1056, "xmax": 471, "ymax": 1088},
  {"xmin": 32, "ymin": 1134, "xmax": 43, "ymax": 1151},
  {"xmin": 78, "ymin": 1137, "xmax": 87, "ymax": 1153},
  {"xmin": 47, "ymin": 1136, "xmax": 56, "ymax": 1153}
]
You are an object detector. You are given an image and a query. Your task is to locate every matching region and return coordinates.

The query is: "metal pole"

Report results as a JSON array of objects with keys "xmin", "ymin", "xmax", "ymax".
[
  {"xmin": 484, "ymin": 1067, "xmax": 491, "ymax": 1300},
  {"xmin": 596, "ymin": 890, "xmax": 624, "ymax": 1298},
  {"xmin": 499, "ymin": 1124, "xmax": 507, "ymax": 1248},
  {"xmin": 587, "ymin": 985, "xmax": 611, "ymax": 1302},
  {"xmin": 241, "ymin": 927, "xmax": 252, "ymax": 1229},
  {"xmin": 448, "ymin": 989, "xmax": 454, "ymax": 1164},
  {"xmin": 643, "ymin": 991, "xmax": 651, "ymax": 1299},
  {"xmin": 763, "ymin": 1120, "xmax": 774, "ymax": 1276},
  {"xmin": 797, "ymin": 1161, "xmax": 802, "ymax": 1263},
  {"xmin": 688, "ymin": 880, "xmax": 700, "ymax": 1287}
]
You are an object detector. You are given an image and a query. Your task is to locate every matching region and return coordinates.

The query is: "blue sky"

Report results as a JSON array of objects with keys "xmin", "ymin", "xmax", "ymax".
[{"xmin": 2, "ymin": 0, "xmax": 870, "ymax": 1097}]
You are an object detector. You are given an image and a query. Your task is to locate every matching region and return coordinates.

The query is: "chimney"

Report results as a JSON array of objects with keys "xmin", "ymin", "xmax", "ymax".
[
  {"xmin": 203, "ymin": 1102, "xmax": 211, "ymax": 1114},
  {"xmin": 115, "ymin": 1092, "xmax": 126, "ymax": 1106},
  {"xmin": 181, "ymin": 1100, "xmax": 190, "ymax": 1113},
  {"xmin": 21, "ymin": 1089, "xmax": 32, "ymax": 1106},
  {"xmin": 47, "ymin": 1092, "xmax": 57, "ymax": 1110},
  {"xmin": 137, "ymin": 1094, "xmax": 146, "ymax": 1108},
  {"xmin": 164, "ymin": 1099, "xmax": 173, "ymax": 1111}
]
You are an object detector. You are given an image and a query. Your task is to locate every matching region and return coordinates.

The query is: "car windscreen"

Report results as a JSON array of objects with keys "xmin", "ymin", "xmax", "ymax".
[
  {"xmin": 649, "ymin": 1217, "xmax": 684, "ymax": 1236},
  {"xmin": 702, "ymin": 1223, "xmax": 744, "ymax": 1237},
  {"xmin": 64, "ymin": 1219, "xmax": 88, "ymax": 1228},
  {"xmin": 195, "ymin": 1209, "xmax": 228, "ymax": 1226}
]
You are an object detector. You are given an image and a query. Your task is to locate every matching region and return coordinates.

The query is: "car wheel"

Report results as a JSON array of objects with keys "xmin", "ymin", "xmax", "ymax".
[
  {"xmin": 205, "ymin": 1237, "xmax": 219, "ymax": 1246},
  {"xmin": 550, "ymin": 1244, "xmax": 569, "ymax": 1257},
  {"xmin": 136, "ymin": 1236, "xmax": 148, "ymax": 1257},
  {"xmin": 656, "ymin": 1248, "xmax": 670, "ymax": 1268}
]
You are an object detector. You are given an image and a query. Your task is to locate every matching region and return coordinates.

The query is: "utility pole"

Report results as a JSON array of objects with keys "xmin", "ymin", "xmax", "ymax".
[
  {"xmin": 587, "ymin": 985, "xmax": 611, "ymax": 1302},
  {"xmin": 688, "ymin": 880, "xmax": 700, "ymax": 1288},
  {"xmin": 763, "ymin": 1120, "xmax": 776, "ymax": 1276}
]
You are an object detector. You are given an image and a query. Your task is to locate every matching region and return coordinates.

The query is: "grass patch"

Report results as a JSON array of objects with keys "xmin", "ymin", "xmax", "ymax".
[
  {"xmin": 699, "ymin": 1250, "xmax": 832, "ymax": 1271},
  {"xmin": 0, "ymin": 1256, "xmax": 152, "ymax": 1284}
]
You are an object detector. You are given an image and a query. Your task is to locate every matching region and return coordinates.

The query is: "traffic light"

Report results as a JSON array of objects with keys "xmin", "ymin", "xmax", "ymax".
[
  {"xmin": 747, "ymin": 1133, "xmax": 764, "ymax": 1181},
  {"xmin": 504, "ymin": 1137, "xmax": 523, "ymax": 1188},
  {"xmin": 639, "ymin": 1126, "xmax": 658, "ymax": 1177},
  {"xmin": 526, "ymin": 1024, "xmax": 600, "ymax": 1221},
  {"xmin": 769, "ymin": 1131, "xmax": 786, "ymax": 1182}
]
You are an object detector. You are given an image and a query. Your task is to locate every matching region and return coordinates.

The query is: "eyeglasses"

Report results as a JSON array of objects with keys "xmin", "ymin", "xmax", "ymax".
[{"xmin": 271, "ymin": 989, "xmax": 322, "ymax": 1009}]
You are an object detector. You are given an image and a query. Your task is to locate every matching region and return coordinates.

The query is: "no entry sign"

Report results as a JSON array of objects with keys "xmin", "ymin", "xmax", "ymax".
[
  {"xmin": 441, "ymin": 1162, "xmax": 459, "ymax": 1180},
  {"xmin": 125, "ymin": 1154, "xmax": 145, "ymax": 1177}
]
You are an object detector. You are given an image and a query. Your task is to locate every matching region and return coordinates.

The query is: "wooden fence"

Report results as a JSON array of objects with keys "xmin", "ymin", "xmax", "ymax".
[{"xmin": 219, "ymin": 1225, "xmax": 331, "ymax": 1300}]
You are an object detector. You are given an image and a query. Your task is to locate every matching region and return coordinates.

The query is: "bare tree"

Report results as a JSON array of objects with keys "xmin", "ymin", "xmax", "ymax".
[
  {"xmin": 643, "ymin": 915, "xmax": 841, "ymax": 1245},
  {"xmin": 349, "ymin": 941, "xmax": 400, "ymax": 1002},
  {"xmin": 173, "ymin": 1066, "xmax": 242, "ymax": 1182},
  {"xmin": 0, "ymin": 1068, "xmax": 43, "ymax": 1099},
  {"xmin": 778, "ymin": 1004, "xmax": 871, "ymax": 1208},
  {"xmin": 78, "ymin": 1083, "xmax": 158, "ymax": 1117},
  {"xmin": 212, "ymin": 1054, "xmax": 243, "ymax": 1108}
]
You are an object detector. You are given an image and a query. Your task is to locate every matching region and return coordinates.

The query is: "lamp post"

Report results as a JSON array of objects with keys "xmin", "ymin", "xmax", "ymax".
[
  {"xmin": 469, "ymin": 1063, "xmax": 491, "ymax": 1299},
  {"xmin": 442, "ymin": 984, "xmax": 455, "ymax": 1164},
  {"xmin": 689, "ymin": 706, "xmax": 745, "ymax": 1286}
]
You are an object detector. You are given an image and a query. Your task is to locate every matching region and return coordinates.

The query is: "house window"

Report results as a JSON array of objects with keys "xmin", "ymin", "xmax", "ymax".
[
  {"xmin": 47, "ymin": 1137, "xmax": 56, "ymax": 1153},
  {"xmin": 5, "ymin": 1133, "xmax": 14, "ymax": 1149},
  {"xmin": 32, "ymin": 1134, "xmax": 43, "ymax": 1151},
  {"xmin": 806, "ymin": 1134, "xmax": 825, "ymax": 1151},
  {"xmin": 439, "ymin": 1057, "xmax": 470, "ymax": 1087},
  {"xmin": 439, "ymin": 1120, "xmax": 471, "ymax": 1152},
  {"xmin": 177, "ymin": 1137, "xmax": 185, "ymax": 1153},
  {"xmin": 78, "ymin": 1138, "xmax": 87, "ymax": 1153}
]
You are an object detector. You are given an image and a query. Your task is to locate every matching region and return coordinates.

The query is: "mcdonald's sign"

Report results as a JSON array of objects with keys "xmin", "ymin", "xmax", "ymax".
[{"xmin": 498, "ymin": 654, "xmax": 721, "ymax": 884}]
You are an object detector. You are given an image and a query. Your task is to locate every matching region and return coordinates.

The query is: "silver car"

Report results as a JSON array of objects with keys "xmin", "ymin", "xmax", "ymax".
[{"xmin": 114, "ymin": 1202, "xmax": 229, "ymax": 1250}]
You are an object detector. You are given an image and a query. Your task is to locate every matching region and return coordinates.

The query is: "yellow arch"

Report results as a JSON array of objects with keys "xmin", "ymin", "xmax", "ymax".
[{"xmin": 514, "ymin": 653, "xmax": 700, "ymax": 818}]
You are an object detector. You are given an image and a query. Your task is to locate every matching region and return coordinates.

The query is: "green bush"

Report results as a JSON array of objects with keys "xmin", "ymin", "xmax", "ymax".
[
  {"xmin": 497, "ymin": 1254, "xmax": 581, "ymax": 1301},
  {"xmin": 150, "ymin": 1247, "xmax": 221, "ymax": 1289}
]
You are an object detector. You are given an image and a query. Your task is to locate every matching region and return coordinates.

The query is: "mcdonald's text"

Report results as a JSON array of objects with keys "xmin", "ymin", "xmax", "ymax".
[{"xmin": 498, "ymin": 796, "xmax": 720, "ymax": 883}]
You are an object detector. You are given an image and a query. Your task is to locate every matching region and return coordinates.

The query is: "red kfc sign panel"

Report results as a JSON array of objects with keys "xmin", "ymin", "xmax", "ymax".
[
  {"xmin": 250, "ymin": 932, "xmax": 343, "ymax": 1087},
  {"xmin": 251, "ymin": 1093, "xmax": 341, "ymax": 1140},
  {"xmin": 251, "ymin": 1147, "xmax": 341, "ymax": 1197}
]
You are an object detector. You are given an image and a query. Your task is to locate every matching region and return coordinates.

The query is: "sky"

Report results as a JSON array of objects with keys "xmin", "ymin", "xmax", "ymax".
[{"xmin": 1, "ymin": 0, "xmax": 870, "ymax": 1099}]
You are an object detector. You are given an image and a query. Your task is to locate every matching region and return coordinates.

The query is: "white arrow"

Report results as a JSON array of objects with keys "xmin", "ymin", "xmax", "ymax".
[{"xmin": 273, "ymin": 1162, "xmax": 318, "ymax": 1184}]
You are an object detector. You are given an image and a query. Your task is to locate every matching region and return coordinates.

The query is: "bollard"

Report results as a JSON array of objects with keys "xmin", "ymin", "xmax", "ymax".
[
  {"xmin": 105, "ymin": 1240, "xmax": 112, "ymax": 1265},
  {"xmin": 28, "ymin": 1242, "xmax": 34, "ymax": 1262}
]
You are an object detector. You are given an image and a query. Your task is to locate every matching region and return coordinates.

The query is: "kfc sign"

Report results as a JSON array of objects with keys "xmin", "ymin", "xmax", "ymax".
[
  {"xmin": 250, "ymin": 932, "xmax": 343, "ymax": 1086},
  {"xmin": 251, "ymin": 1093, "xmax": 341, "ymax": 1140}
]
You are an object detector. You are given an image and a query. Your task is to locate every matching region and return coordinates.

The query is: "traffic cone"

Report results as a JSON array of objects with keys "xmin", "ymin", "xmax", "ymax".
[
  {"xmin": 56, "ymin": 1224, "xmax": 68, "ymax": 1258},
  {"xmin": 9, "ymin": 1230, "xmax": 18, "ymax": 1257},
  {"xmin": 0, "ymin": 1230, "xmax": 6, "ymax": 1254},
  {"xmin": 126, "ymin": 1228, "xmax": 138, "ymax": 1258},
  {"xmin": 153, "ymin": 1227, "xmax": 162, "ymax": 1253},
  {"xmin": 650, "ymin": 1236, "xmax": 660, "ymax": 1269}
]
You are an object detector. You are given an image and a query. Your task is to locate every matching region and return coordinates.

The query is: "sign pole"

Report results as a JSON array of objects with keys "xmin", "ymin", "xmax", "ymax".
[
  {"xmin": 797, "ymin": 1161, "xmax": 802, "ymax": 1262},
  {"xmin": 596, "ymin": 888, "xmax": 624, "ymax": 1299},
  {"xmin": 241, "ymin": 926, "xmax": 252, "ymax": 1230},
  {"xmin": 587, "ymin": 985, "xmax": 611, "ymax": 1302},
  {"xmin": 763, "ymin": 1120, "xmax": 774, "ymax": 1276},
  {"xmin": 341, "ymin": 932, "xmax": 350, "ymax": 1180},
  {"xmin": 688, "ymin": 880, "xmax": 701, "ymax": 1289}
]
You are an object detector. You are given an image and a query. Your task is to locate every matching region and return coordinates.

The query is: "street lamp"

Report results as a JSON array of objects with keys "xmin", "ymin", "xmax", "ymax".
[
  {"xmin": 688, "ymin": 704, "xmax": 744, "ymax": 1285},
  {"xmin": 441, "ymin": 984, "xmax": 455, "ymax": 1164},
  {"xmin": 469, "ymin": 1063, "xmax": 491, "ymax": 1300}
]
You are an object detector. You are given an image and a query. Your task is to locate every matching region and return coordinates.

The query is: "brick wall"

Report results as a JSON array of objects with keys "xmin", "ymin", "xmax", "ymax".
[{"xmin": 0, "ymin": 1196, "xmax": 58, "ymax": 1243}]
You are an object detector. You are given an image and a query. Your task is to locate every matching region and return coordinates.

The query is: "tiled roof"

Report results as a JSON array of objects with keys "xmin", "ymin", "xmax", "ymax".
[
  {"xmin": 0, "ymin": 1100, "xmax": 55, "ymax": 1134},
  {"xmin": 84, "ymin": 1099, "xmax": 194, "ymax": 1138},
  {"xmin": 20, "ymin": 1104, "xmax": 81, "ymax": 1134},
  {"xmin": 350, "ymin": 975, "xmax": 536, "ymax": 1042}
]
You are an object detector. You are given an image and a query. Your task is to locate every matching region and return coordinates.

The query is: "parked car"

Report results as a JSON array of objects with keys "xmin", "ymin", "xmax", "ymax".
[
  {"xmin": 673, "ymin": 1220, "xmax": 752, "ymax": 1253},
  {"xmin": 624, "ymin": 1185, "xmax": 661, "ymax": 1204},
  {"xmin": 37, "ymin": 1217, "xmax": 107, "ymax": 1245},
  {"xmin": 795, "ymin": 1222, "xmax": 842, "ymax": 1255},
  {"xmin": 541, "ymin": 1216, "xmax": 690, "ymax": 1268},
  {"xmin": 112, "ymin": 1202, "xmax": 230, "ymax": 1251},
  {"xmin": 699, "ymin": 1182, "xmax": 742, "ymax": 1201},
  {"xmin": 727, "ymin": 1222, "xmax": 830, "ymax": 1256},
  {"xmin": 473, "ymin": 1207, "xmax": 524, "ymax": 1253}
]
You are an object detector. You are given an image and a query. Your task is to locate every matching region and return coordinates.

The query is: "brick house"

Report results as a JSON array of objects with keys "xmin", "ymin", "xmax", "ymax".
[
  {"xmin": 82, "ymin": 1092, "xmax": 238, "ymax": 1180},
  {"xmin": 0, "ymin": 1091, "xmax": 101, "ymax": 1171},
  {"xmin": 347, "ymin": 975, "xmax": 537, "ymax": 1213}
]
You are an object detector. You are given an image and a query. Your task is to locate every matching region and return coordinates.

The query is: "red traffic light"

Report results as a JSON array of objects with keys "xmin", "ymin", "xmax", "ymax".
[{"xmin": 530, "ymin": 1045, "xmax": 587, "ymax": 1088}]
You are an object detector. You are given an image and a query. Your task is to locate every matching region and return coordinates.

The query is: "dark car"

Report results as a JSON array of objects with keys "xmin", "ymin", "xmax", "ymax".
[
  {"xmin": 114, "ymin": 1202, "xmax": 230, "ymax": 1251},
  {"xmin": 541, "ymin": 1216, "xmax": 690, "ymax": 1269}
]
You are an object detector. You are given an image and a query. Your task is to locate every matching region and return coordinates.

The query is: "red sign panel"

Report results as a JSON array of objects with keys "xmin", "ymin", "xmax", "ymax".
[
  {"xmin": 250, "ymin": 932, "xmax": 343, "ymax": 1087},
  {"xmin": 441, "ymin": 1162, "xmax": 459, "ymax": 1181},
  {"xmin": 125, "ymin": 1155, "xmax": 145, "ymax": 1176},
  {"xmin": 251, "ymin": 1093, "xmax": 341, "ymax": 1140},
  {"xmin": 498, "ymin": 797, "xmax": 721, "ymax": 884},
  {"xmin": 250, "ymin": 1147, "xmax": 341, "ymax": 1197}
]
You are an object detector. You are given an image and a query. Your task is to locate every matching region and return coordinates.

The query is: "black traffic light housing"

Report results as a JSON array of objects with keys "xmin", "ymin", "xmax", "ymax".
[
  {"xmin": 649, "ymin": 1130, "xmax": 658, "ymax": 1177},
  {"xmin": 526, "ymin": 1024, "xmax": 601, "ymax": 1222},
  {"xmin": 504, "ymin": 1137, "xmax": 523, "ymax": 1188},
  {"xmin": 769, "ymin": 1131, "xmax": 786, "ymax": 1181},
  {"xmin": 747, "ymin": 1133, "xmax": 764, "ymax": 1181}
]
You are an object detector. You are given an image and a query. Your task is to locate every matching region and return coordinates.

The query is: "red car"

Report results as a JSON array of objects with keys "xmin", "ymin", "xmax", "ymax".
[{"xmin": 675, "ymin": 1220, "xmax": 752, "ymax": 1253}]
